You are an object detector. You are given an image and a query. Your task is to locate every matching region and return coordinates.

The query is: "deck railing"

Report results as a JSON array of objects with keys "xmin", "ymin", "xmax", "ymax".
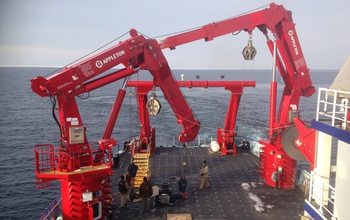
[
  {"xmin": 307, "ymin": 171, "xmax": 336, "ymax": 219},
  {"xmin": 37, "ymin": 195, "xmax": 62, "ymax": 220},
  {"xmin": 317, "ymin": 88, "xmax": 350, "ymax": 129},
  {"xmin": 35, "ymin": 143, "xmax": 112, "ymax": 175}
]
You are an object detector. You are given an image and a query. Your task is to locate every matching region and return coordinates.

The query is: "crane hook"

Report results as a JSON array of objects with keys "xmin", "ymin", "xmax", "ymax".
[{"xmin": 242, "ymin": 35, "xmax": 257, "ymax": 60}]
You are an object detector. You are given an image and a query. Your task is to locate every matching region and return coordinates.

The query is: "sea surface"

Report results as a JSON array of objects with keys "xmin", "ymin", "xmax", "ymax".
[{"xmin": 0, "ymin": 67, "xmax": 338, "ymax": 219}]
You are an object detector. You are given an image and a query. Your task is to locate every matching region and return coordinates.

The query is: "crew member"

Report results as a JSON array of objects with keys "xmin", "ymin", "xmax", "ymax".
[
  {"xmin": 178, "ymin": 173, "xmax": 187, "ymax": 198},
  {"xmin": 139, "ymin": 177, "xmax": 153, "ymax": 213},
  {"xmin": 118, "ymin": 175, "xmax": 131, "ymax": 208},
  {"xmin": 127, "ymin": 161, "xmax": 138, "ymax": 185},
  {"xmin": 199, "ymin": 160, "xmax": 210, "ymax": 189}
]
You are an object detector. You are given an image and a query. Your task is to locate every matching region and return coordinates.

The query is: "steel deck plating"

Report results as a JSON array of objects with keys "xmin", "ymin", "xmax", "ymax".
[{"xmin": 112, "ymin": 147, "xmax": 304, "ymax": 220}]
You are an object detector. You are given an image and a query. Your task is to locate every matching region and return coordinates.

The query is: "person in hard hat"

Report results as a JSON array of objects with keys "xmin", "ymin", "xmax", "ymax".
[{"xmin": 199, "ymin": 160, "xmax": 210, "ymax": 189}]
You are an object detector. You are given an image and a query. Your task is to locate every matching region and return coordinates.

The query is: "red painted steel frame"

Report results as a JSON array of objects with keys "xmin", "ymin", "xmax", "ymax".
[
  {"xmin": 294, "ymin": 118, "xmax": 316, "ymax": 169},
  {"xmin": 30, "ymin": 3, "xmax": 317, "ymax": 219},
  {"xmin": 127, "ymin": 80, "xmax": 256, "ymax": 155},
  {"xmin": 158, "ymin": 3, "xmax": 316, "ymax": 187},
  {"xmin": 31, "ymin": 31, "xmax": 201, "ymax": 219}
]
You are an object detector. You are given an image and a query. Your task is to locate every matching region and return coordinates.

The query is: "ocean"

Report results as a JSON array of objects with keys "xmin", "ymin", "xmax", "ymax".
[{"xmin": 0, "ymin": 67, "xmax": 338, "ymax": 219}]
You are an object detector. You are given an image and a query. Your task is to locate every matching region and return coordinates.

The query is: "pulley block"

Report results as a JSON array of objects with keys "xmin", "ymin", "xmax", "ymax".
[
  {"xmin": 146, "ymin": 97, "xmax": 161, "ymax": 115},
  {"xmin": 242, "ymin": 36, "xmax": 257, "ymax": 60}
]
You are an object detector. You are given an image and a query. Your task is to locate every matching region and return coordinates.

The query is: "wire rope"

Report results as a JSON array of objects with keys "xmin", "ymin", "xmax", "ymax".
[
  {"xmin": 150, "ymin": 4, "xmax": 269, "ymax": 40},
  {"xmin": 42, "ymin": 2, "xmax": 270, "ymax": 78},
  {"xmin": 43, "ymin": 31, "xmax": 130, "ymax": 78},
  {"xmin": 41, "ymin": 1, "xmax": 271, "ymax": 78},
  {"xmin": 40, "ymin": 2, "xmax": 274, "ymax": 146}
]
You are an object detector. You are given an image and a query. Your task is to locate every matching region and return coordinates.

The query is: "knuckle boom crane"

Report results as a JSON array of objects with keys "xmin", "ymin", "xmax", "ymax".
[
  {"xmin": 30, "ymin": 3, "xmax": 315, "ymax": 219},
  {"xmin": 158, "ymin": 2, "xmax": 315, "ymax": 189},
  {"xmin": 31, "ymin": 30, "xmax": 201, "ymax": 219}
]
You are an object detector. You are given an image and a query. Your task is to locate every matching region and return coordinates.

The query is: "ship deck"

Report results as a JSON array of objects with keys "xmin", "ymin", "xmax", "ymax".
[{"xmin": 111, "ymin": 146, "xmax": 305, "ymax": 220}]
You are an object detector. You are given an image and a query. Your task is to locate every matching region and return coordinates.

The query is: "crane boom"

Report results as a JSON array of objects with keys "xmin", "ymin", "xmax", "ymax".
[
  {"xmin": 30, "ymin": 3, "xmax": 316, "ymax": 219},
  {"xmin": 30, "ymin": 30, "xmax": 201, "ymax": 220},
  {"xmin": 159, "ymin": 3, "xmax": 314, "ymax": 102},
  {"xmin": 158, "ymin": 2, "xmax": 316, "ymax": 188}
]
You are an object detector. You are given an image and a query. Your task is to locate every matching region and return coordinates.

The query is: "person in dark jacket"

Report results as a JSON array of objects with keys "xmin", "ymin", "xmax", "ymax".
[
  {"xmin": 128, "ymin": 162, "xmax": 138, "ymax": 177},
  {"xmin": 127, "ymin": 162, "xmax": 138, "ymax": 185},
  {"xmin": 139, "ymin": 177, "xmax": 153, "ymax": 213},
  {"xmin": 178, "ymin": 173, "xmax": 187, "ymax": 199},
  {"xmin": 118, "ymin": 175, "xmax": 131, "ymax": 208}
]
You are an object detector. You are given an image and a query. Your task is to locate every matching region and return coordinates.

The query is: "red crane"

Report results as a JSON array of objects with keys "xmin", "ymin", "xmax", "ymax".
[
  {"xmin": 31, "ymin": 30, "xmax": 201, "ymax": 219},
  {"xmin": 157, "ymin": 2, "xmax": 315, "ymax": 188},
  {"xmin": 30, "ymin": 3, "xmax": 316, "ymax": 219}
]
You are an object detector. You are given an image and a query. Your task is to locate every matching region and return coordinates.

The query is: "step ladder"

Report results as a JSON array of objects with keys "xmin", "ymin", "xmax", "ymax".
[{"xmin": 133, "ymin": 153, "xmax": 151, "ymax": 188}]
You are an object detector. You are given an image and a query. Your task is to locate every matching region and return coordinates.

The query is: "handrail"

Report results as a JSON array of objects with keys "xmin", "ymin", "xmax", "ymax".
[
  {"xmin": 146, "ymin": 136, "xmax": 152, "ymax": 178},
  {"xmin": 317, "ymin": 88, "xmax": 350, "ymax": 129},
  {"xmin": 35, "ymin": 143, "xmax": 112, "ymax": 174},
  {"xmin": 307, "ymin": 171, "xmax": 335, "ymax": 218},
  {"xmin": 37, "ymin": 195, "xmax": 62, "ymax": 220}
]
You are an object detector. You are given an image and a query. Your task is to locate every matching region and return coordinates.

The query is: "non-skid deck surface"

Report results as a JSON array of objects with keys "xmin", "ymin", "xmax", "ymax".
[{"xmin": 111, "ymin": 147, "xmax": 304, "ymax": 219}]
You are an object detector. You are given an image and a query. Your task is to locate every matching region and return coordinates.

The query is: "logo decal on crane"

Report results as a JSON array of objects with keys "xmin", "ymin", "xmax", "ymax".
[
  {"xmin": 95, "ymin": 50, "xmax": 126, "ymax": 68},
  {"xmin": 96, "ymin": 60, "xmax": 103, "ymax": 68},
  {"xmin": 288, "ymin": 30, "xmax": 299, "ymax": 56}
]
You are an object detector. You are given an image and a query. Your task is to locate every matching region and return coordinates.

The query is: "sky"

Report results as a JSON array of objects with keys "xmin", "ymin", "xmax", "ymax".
[{"xmin": 0, "ymin": 0, "xmax": 349, "ymax": 70}]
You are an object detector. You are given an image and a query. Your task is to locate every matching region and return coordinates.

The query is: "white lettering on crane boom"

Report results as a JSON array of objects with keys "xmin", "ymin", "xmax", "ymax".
[
  {"xmin": 95, "ymin": 50, "xmax": 126, "ymax": 68},
  {"xmin": 288, "ymin": 30, "xmax": 299, "ymax": 56}
]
